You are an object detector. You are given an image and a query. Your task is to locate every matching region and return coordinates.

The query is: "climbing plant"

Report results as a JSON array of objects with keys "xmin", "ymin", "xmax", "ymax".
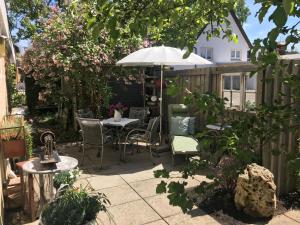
[{"xmin": 21, "ymin": 2, "xmax": 142, "ymax": 129}]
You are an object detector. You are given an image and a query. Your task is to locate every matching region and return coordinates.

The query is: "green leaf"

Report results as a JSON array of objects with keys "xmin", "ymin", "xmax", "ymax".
[
  {"xmin": 283, "ymin": 0, "xmax": 295, "ymax": 14},
  {"xmin": 154, "ymin": 169, "xmax": 170, "ymax": 178},
  {"xmin": 269, "ymin": 6, "xmax": 287, "ymax": 27},
  {"xmin": 156, "ymin": 181, "xmax": 167, "ymax": 194}
]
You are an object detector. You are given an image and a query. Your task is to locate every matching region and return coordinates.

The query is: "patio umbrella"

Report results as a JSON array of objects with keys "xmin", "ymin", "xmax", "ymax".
[{"xmin": 116, "ymin": 45, "xmax": 213, "ymax": 143}]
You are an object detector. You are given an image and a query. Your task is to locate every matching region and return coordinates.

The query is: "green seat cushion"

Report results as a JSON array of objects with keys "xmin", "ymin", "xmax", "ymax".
[{"xmin": 171, "ymin": 135, "xmax": 199, "ymax": 154}]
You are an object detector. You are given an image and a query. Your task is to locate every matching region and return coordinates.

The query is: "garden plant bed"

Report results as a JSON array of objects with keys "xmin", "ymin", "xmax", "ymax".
[{"xmin": 198, "ymin": 189, "xmax": 300, "ymax": 225}]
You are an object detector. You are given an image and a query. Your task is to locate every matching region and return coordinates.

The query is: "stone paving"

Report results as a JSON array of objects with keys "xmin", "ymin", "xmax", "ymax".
[{"xmin": 25, "ymin": 143, "xmax": 300, "ymax": 225}]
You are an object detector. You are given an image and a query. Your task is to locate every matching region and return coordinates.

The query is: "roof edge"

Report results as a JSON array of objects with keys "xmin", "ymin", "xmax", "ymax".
[{"xmin": 196, "ymin": 11, "xmax": 253, "ymax": 48}]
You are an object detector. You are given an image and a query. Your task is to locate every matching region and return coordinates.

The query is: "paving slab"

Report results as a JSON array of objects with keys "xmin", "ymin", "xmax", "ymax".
[
  {"xmin": 74, "ymin": 178, "xmax": 90, "ymax": 189},
  {"xmin": 143, "ymin": 219, "xmax": 168, "ymax": 225},
  {"xmin": 87, "ymin": 174, "xmax": 126, "ymax": 190},
  {"xmin": 130, "ymin": 178, "xmax": 165, "ymax": 198},
  {"xmin": 97, "ymin": 199, "xmax": 161, "ymax": 225},
  {"xmin": 119, "ymin": 164, "xmax": 164, "ymax": 183},
  {"xmin": 144, "ymin": 194, "xmax": 182, "ymax": 218},
  {"xmin": 164, "ymin": 208, "xmax": 221, "ymax": 225},
  {"xmin": 99, "ymin": 184, "xmax": 141, "ymax": 206},
  {"xmin": 266, "ymin": 214, "xmax": 300, "ymax": 225},
  {"xmin": 284, "ymin": 210, "xmax": 300, "ymax": 222}
]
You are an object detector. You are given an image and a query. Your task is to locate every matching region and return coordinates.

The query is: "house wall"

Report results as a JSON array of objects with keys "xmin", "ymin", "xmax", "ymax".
[
  {"xmin": 0, "ymin": 39, "xmax": 6, "ymax": 225},
  {"xmin": 0, "ymin": 40, "xmax": 8, "ymax": 121},
  {"xmin": 0, "ymin": 0, "xmax": 13, "ymax": 222},
  {"xmin": 195, "ymin": 14, "xmax": 250, "ymax": 63}
]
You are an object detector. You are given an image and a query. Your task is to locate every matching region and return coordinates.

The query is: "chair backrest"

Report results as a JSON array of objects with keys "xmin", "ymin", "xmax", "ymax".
[
  {"xmin": 77, "ymin": 118, "xmax": 103, "ymax": 146},
  {"xmin": 76, "ymin": 109, "xmax": 94, "ymax": 118},
  {"xmin": 129, "ymin": 107, "xmax": 149, "ymax": 123},
  {"xmin": 146, "ymin": 117, "xmax": 160, "ymax": 142}
]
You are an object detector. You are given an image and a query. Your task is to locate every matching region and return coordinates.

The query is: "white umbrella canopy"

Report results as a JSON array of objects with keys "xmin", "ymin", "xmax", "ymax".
[
  {"xmin": 116, "ymin": 45, "xmax": 213, "ymax": 143},
  {"xmin": 116, "ymin": 45, "xmax": 212, "ymax": 66}
]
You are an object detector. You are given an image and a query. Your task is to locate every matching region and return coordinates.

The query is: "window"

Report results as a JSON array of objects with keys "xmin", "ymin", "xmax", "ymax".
[
  {"xmin": 231, "ymin": 50, "xmax": 241, "ymax": 61},
  {"xmin": 193, "ymin": 47, "xmax": 197, "ymax": 54},
  {"xmin": 200, "ymin": 47, "xmax": 213, "ymax": 61},
  {"xmin": 222, "ymin": 73, "xmax": 257, "ymax": 111}
]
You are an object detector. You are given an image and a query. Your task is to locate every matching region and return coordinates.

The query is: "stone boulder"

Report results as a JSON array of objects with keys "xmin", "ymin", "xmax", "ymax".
[{"xmin": 234, "ymin": 163, "xmax": 277, "ymax": 218}]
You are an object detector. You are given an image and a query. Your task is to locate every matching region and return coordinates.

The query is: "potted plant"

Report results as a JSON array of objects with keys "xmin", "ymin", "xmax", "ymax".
[
  {"xmin": 53, "ymin": 168, "xmax": 80, "ymax": 190},
  {"xmin": 40, "ymin": 187, "xmax": 110, "ymax": 225},
  {"xmin": 109, "ymin": 102, "xmax": 128, "ymax": 122},
  {"xmin": 0, "ymin": 116, "xmax": 33, "ymax": 158}
]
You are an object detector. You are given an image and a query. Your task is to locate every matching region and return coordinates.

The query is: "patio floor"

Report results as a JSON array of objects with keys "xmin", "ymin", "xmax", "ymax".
[{"xmin": 26, "ymin": 143, "xmax": 300, "ymax": 225}]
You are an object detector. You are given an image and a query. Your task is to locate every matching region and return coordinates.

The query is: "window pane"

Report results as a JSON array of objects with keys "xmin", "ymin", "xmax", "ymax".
[
  {"xmin": 246, "ymin": 75, "xmax": 256, "ymax": 90},
  {"xmin": 236, "ymin": 51, "xmax": 240, "ymax": 58},
  {"xmin": 232, "ymin": 76, "xmax": 240, "ymax": 90},
  {"xmin": 200, "ymin": 48, "xmax": 207, "ymax": 58},
  {"xmin": 223, "ymin": 76, "xmax": 231, "ymax": 90},
  {"xmin": 193, "ymin": 47, "xmax": 197, "ymax": 54},
  {"xmin": 231, "ymin": 50, "xmax": 235, "ymax": 58},
  {"xmin": 207, "ymin": 48, "xmax": 213, "ymax": 60}
]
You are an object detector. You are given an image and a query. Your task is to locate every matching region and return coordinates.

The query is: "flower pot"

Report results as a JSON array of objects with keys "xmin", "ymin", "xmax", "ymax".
[
  {"xmin": 2, "ymin": 139, "xmax": 26, "ymax": 158},
  {"xmin": 114, "ymin": 110, "xmax": 122, "ymax": 122}
]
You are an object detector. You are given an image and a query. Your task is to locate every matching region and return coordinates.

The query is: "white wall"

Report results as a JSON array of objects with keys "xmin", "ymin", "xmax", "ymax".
[
  {"xmin": 195, "ymin": 14, "xmax": 249, "ymax": 63},
  {"xmin": 0, "ymin": 0, "xmax": 15, "ymax": 63}
]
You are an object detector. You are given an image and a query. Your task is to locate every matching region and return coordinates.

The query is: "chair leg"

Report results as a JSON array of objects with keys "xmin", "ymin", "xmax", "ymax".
[
  {"xmin": 123, "ymin": 141, "xmax": 127, "ymax": 162},
  {"xmin": 100, "ymin": 145, "xmax": 104, "ymax": 169},
  {"xmin": 81, "ymin": 144, "xmax": 86, "ymax": 166},
  {"xmin": 28, "ymin": 174, "xmax": 35, "ymax": 221},
  {"xmin": 149, "ymin": 145, "xmax": 155, "ymax": 165},
  {"xmin": 172, "ymin": 154, "xmax": 175, "ymax": 166}
]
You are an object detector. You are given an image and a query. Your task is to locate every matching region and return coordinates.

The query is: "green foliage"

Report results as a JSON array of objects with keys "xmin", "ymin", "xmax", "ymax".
[
  {"xmin": 6, "ymin": 64, "xmax": 25, "ymax": 107},
  {"xmin": 24, "ymin": 123, "xmax": 33, "ymax": 157},
  {"xmin": 53, "ymin": 168, "xmax": 80, "ymax": 189},
  {"xmin": 232, "ymin": 0, "xmax": 251, "ymax": 25},
  {"xmin": 41, "ymin": 188, "xmax": 109, "ymax": 225},
  {"xmin": 88, "ymin": 0, "xmax": 241, "ymax": 51},
  {"xmin": 6, "ymin": 0, "xmax": 65, "ymax": 41},
  {"xmin": 21, "ymin": 2, "xmax": 142, "ymax": 128}
]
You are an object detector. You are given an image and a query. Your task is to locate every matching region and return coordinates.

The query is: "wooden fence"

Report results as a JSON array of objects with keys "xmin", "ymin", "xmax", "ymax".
[{"xmin": 164, "ymin": 60, "xmax": 300, "ymax": 194}]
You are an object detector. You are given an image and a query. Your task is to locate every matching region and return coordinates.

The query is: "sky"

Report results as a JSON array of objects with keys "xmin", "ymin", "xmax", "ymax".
[
  {"xmin": 17, "ymin": 0, "xmax": 300, "ymax": 52},
  {"xmin": 244, "ymin": 0, "xmax": 300, "ymax": 51}
]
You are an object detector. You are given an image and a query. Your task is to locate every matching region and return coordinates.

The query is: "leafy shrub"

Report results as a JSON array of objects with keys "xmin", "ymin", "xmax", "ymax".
[
  {"xmin": 53, "ymin": 168, "xmax": 80, "ymax": 189},
  {"xmin": 41, "ymin": 188, "xmax": 109, "ymax": 225}
]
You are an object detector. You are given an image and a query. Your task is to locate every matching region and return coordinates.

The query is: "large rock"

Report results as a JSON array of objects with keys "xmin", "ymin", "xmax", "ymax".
[{"xmin": 234, "ymin": 163, "xmax": 277, "ymax": 218}]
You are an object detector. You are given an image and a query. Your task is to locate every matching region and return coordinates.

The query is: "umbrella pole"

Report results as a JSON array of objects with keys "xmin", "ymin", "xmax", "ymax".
[{"xmin": 160, "ymin": 65, "xmax": 163, "ymax": 144}]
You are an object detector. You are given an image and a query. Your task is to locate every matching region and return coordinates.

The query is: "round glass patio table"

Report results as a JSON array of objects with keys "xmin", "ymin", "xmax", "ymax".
[{"xmin": 22, "ymin": 156, "xmax": 78, "ymax": 212}]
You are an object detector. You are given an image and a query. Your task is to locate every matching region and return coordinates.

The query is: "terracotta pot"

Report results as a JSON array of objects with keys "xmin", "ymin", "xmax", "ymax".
[{"xmin": 2, "ymin": 139, "xmax": 26, "ymax": 158}]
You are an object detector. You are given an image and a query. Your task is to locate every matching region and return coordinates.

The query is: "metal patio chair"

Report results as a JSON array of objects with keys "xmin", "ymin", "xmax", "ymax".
[
  {"xmin": 128, "ymin": 107, "xmax": 149, "ymax": 128},
  {"xmin": 76, "ymin": 118, "xmax": 113, "ymax": 168},
  {"xmin": 123, "ymin": 117, "xmax": 160, "ymax": 162}
]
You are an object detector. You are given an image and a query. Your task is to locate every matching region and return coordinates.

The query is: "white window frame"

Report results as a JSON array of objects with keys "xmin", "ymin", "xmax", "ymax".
[
  {"xmin": 231, "ymin": 49, "xmax": 241, "ymax": 61},
  {"xmin": 200, "ymin": 47, "xmax": 213, "ymax": 61},
  {"xmin": 221, "ymin": 72, "xmax": 257, "ymax": 111}
]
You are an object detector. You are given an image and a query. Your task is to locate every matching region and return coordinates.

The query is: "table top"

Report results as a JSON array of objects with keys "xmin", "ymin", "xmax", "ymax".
[
  {"xmin": 101, "ymin": 118, "xmax": 139, "ymax": 127},
  {"xmin": 22, "ymin": 156, "xmax": 78, "ymax": 174},
  {"xmin": 206, "ymin": 123, "xmax": 231, "ymax": 131}
]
